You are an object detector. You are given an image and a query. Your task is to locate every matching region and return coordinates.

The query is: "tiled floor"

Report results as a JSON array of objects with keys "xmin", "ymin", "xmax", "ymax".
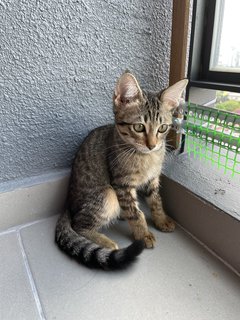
[{"xmin": 0, "ymin": 213, "xmax": 240, "ymax": 320}]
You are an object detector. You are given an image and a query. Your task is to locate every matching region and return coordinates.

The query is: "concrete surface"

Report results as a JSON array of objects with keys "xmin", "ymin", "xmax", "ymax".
[
  {"xmin": 161, "ymin": 175, "xmax": 240, "ymax": 274},
  {"xmin": 0, "ymin": 213, "xmax": 239, "ymax": 320},
  {"xmin": 0, "ymin": 169, "xmax": 69, "ymax": 231},
  {"xmin": 0, "ymin": 233, "xmax": 39, "ymax": 320},
  {"xmin": 0, "ymin": 0, "xmax": 172, "ymax": 184},
  {"xmin": 163, "ymin": 152, "xmax": 240, "ymax": 220}
]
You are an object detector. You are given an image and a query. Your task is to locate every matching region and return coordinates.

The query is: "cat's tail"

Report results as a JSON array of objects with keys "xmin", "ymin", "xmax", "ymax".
[{"xmin": 55, "ymin": 211, "xmax": 145, "ymax": 270}]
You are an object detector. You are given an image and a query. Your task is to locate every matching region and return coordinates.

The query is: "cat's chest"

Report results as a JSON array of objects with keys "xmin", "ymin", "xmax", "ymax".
[{"xmin": 130, "ymin": 151, "xmax": 164, "ymax": 186}]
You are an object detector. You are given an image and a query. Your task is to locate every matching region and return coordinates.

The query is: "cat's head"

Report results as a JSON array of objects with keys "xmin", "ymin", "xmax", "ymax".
[{"xmin": 113, "ymin": 72, "xmax": 188, "ymax": 154}]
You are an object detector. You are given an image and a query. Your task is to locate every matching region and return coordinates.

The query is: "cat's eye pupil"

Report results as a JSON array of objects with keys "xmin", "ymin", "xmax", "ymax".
[
  {"xmin": 133, "ymin": 124, "xmax": 145, "ymax": 132},
  {"xmin": 158, "ymin": 124, "xmax": 168, "ymax": 133}
]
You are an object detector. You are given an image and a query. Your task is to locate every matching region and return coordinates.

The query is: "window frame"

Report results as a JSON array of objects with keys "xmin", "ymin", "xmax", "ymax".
[
  {"xmin": 188, "ymin": 0, "xmax": 240, "ymax": 93},
  {"xmin": 168, "ymin": 0, "xmax": 190, "ymax": 150}
]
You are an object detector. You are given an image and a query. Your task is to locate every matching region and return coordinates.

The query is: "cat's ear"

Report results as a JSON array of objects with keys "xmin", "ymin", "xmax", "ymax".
[
  {"xmin": 114, "ymin": 72, "xmax": 142, "ymax": 107},
  {"xmin": 160, "ymin": 79, "xmax": 188, "ymax": 110}
]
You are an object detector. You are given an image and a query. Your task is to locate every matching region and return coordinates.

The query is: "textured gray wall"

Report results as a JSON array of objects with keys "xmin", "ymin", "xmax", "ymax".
[{"xmin": 0, "ymin": 0, "xmax": 173, "ymax": 184}]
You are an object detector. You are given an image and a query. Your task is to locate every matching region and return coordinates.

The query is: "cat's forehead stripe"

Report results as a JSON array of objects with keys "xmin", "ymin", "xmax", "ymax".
[{"xmin": 144, "ymin": 97, "xmax": 162, "ymax": 123}]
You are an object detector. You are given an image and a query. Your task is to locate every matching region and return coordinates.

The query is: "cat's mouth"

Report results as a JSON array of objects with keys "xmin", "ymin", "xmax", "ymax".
[{"xmin": 135, "ymin": 143, "xmax": 162, "ymax": 154}]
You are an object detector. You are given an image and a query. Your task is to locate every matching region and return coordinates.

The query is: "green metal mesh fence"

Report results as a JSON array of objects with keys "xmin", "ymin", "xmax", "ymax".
[{"xmin": 185, "ymin": 103, "xmax": 240, "ymax": 177}]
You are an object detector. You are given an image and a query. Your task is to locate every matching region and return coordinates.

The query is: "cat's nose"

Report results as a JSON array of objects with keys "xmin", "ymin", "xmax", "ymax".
[
  {"xmin": 148, "ymin": 144, "xmax": 156, "ymax": 150},
  {"xmin": 147, "ymin": 136, "xmax": 157, "ymax": 150}
]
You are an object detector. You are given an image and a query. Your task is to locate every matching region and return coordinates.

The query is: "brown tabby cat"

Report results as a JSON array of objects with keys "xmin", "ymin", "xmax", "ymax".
[{"xmin": 55, "ymin": 72, "xmax": 188, "ymax": 270}]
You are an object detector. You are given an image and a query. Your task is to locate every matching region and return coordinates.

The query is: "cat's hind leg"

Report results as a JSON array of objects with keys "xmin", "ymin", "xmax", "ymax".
[
  {"xmin": 72, "ymin": 187, "xmax": 120, "ymax": 250},
  {"xmin": 85, "ymin": 231, "xmax": 119, "ymax": 250}
]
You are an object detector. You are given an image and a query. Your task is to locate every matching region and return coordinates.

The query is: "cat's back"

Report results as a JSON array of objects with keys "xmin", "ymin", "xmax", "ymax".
[
  {"xmin": 70, "ymin": 124, "xmax": 114, "ymax": 187},
  {"xmin": 81, "ymin": 124, "xmax": 113, "ymax": 147}
]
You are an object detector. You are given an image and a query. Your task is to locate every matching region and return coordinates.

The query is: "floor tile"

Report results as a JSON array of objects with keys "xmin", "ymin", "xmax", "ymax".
[
  {"xmin": 0, "ymin": 233, "xmax": 39, "ymax": 320},
  {"xmin": 20, "ymin": 214, "xmax": 240, "ymax": 320}
]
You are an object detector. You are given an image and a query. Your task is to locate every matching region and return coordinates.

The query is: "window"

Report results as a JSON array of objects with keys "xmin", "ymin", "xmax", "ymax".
[
  {"xmin": 210, "ymin": 0, "xmax": 240, "ymax": 74},
  {"xmin": 185, "ymin": 0, "xmax": 240, "ymax": 177},
  {"xmin": 188, "ymin": 0, "xmax": 240, "ymax": 91}
]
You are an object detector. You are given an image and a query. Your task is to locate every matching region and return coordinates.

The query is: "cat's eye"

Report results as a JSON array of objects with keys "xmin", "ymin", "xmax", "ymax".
[
  {"xmin": 158, "ymin": 124, "xmax": 169, "ymax": 133},
  {"xmin": 133, "ymin": 123, "xmax": 145, "ymax": 132}
]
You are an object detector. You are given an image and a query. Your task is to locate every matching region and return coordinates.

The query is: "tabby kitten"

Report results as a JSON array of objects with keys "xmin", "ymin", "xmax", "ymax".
[{"xmin": 55, "ymin": 72, "xmax": 188, "ymax": 270}]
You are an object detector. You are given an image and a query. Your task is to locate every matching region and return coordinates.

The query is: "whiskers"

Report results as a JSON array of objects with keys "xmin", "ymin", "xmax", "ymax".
[
  {"xmin": 165, "ymin": 139, "xmax": 182, "ymax": 155},
  {"xmin": 162, "ymin": 139, "xmax": 180, "ymax": 172},
  {"xmin": 110, "ymin": 145, "xmax": 136, "ymax": 171}
]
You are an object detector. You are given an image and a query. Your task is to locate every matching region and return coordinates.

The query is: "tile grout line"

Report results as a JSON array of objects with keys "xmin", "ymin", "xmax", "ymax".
[
  {"xmin": 0, "ymin": 228, "xmax": 17, "ymax": 237},
  {"xmin": 0, "ymin": 216, "xmax": 58, "ymax": 237},
  {"xmin": 17, "ymin": 231, "xmax": 47, "ymax": 320}
]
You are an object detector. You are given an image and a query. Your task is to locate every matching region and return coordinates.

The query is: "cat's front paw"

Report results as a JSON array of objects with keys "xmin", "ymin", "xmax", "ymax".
[
  {"xmin": 143, "ymin": 231, "xmax": 156, "ymax": 248},
  {"xmin": 154, "ymin": 216, "xmax": 175, "ymax": 232}
]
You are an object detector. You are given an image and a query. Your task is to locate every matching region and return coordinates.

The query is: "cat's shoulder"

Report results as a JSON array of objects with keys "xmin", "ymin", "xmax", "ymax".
[
  {"xmin": 92, "ymin": 124, "xmax": 114, "ymax": 134},
  {"xmin": 87, "ymin": 124, "xmax": 114, "ymax": 139},
  {"xmin": 81, "ymin": 124, "xmax": 114, "ymax": 145}
]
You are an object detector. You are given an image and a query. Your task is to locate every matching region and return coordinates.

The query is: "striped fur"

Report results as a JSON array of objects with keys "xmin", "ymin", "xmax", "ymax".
[
  {"xmin": 56, "ymin": 211, "xmax": 144, "ymax": 269},
  {"xmin": 55, "ymin": 72, "xmax": 187, "ymax": 270}
]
